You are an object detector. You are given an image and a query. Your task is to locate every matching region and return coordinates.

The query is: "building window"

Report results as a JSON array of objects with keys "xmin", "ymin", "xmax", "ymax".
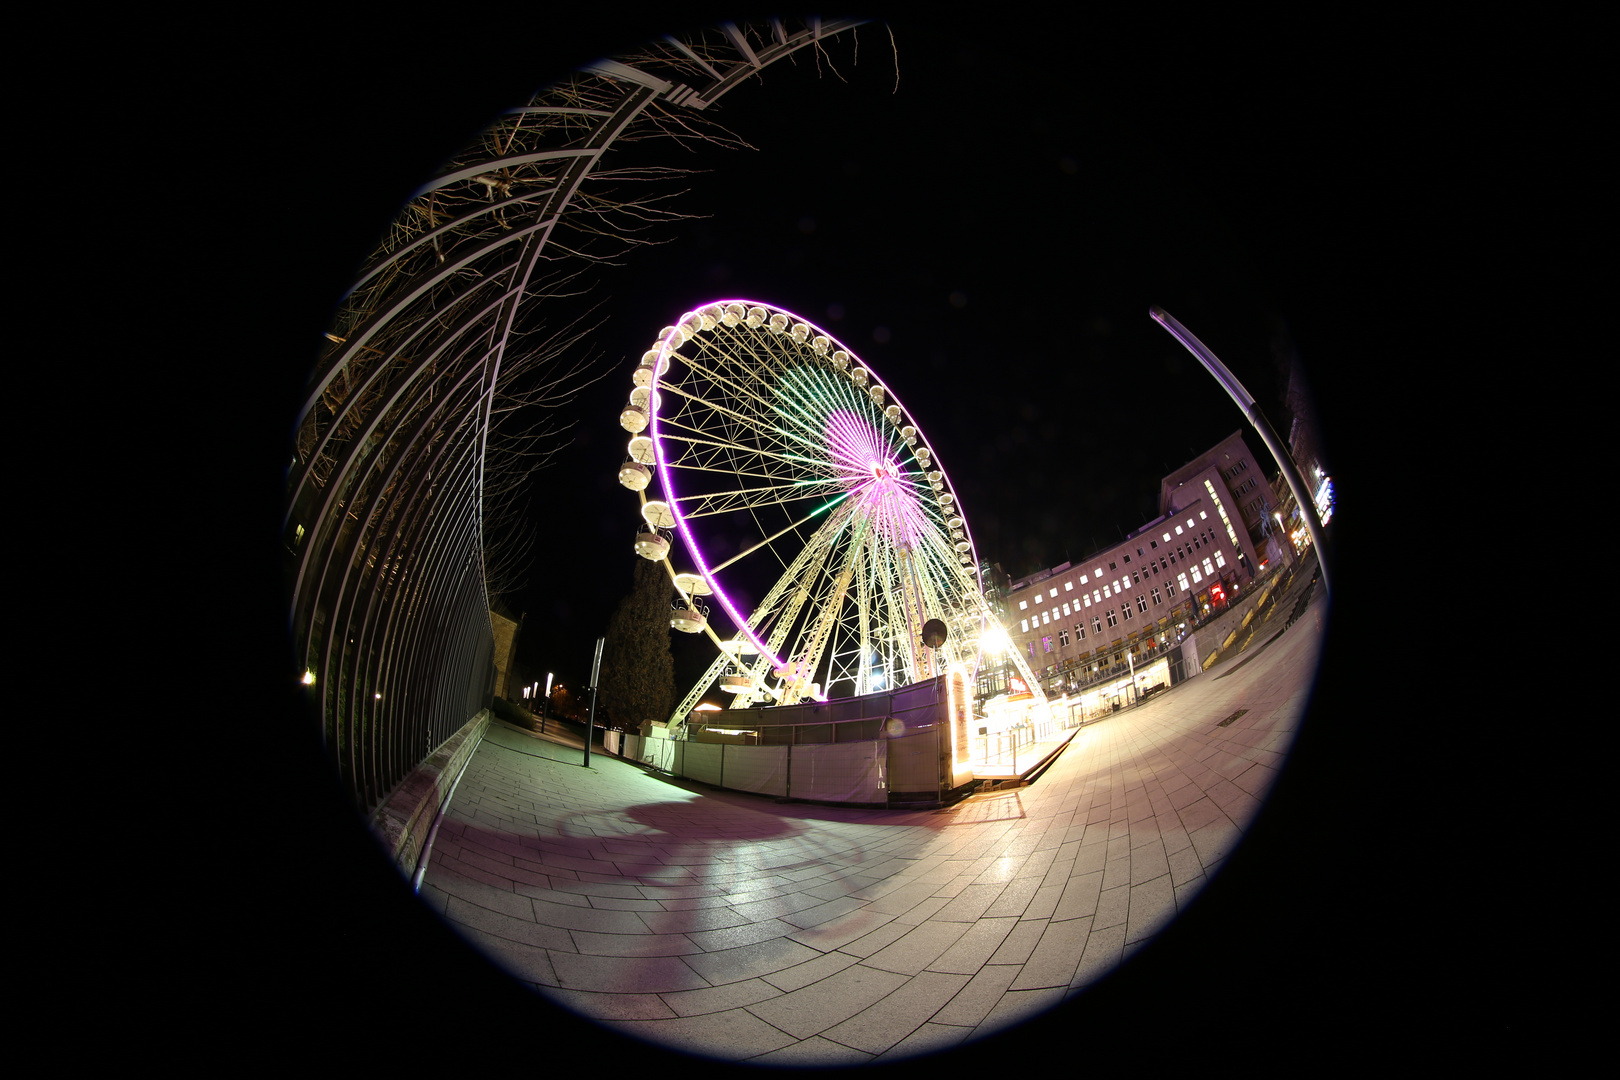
[
  {"xmin": 1059, "ymin": 629, "xmax": 1070, "ymax": 647},
  {"xmin": 1020, "ymin": 618, "xmax": 1029, "ymax": 632},
  {"xmin": 1106, "ymin": 609, "xmax": 1118, "ymax": 627},
  {"xmin": 1162, "ymin": 532, "xmax": 1171, "ymax": 543},
  {"xmin": 1019, "ymin": 600, "xmax": 1027, "ymax": 610},
  {"xmin": 1200, "ymin": 511, "xmax": 1207, "ymax": 519},
  {"xmin": 1062, "ymin": 602, "xmax": 1071, "ymax": 616},
  {"xmin": 1166, "ymin": 581, "xmax": 1177, "ymax": 598},
  {"xmin": 1029, "ymin": 642, "xmax": 1036, "ymax": 659},
  {"xmin": 1178, "ymin": 572, "xmax": 1190, "ymax": 592},
  {"xmin": 1150, "ymin": 540, "xmax": 1158, "ymax": 549},
  {"xmin": 1109, "ymin": 561, "xmax": 1117, "ymax": 571},
  {"xmin": 1092, "ymin": 616, "xmax": 1102, "ymax": 635},
  {"xmin": 1041, "ymin": 612, "xmax": 1050, "ymax": 625},
  {"xmin": 1175, "ymin": 525, "xmax": 1183, "ymax": 535},
  {"xmin": 1076, "ymin": 623, "xmax": 1085, "ymax": 640},
  {"xmin": 1122, "ymin": 604, "xmax": 1133, "ymax": 621},
  {"xmin": 1216, "ymin": 551, "xmax": 1226, "ymax": 568},
  {"xmin": 1064, "ymin": 581, "xmax": 1073, "ymax": 591},
  {"xmin": 1152, "ymin": 586, "xmax": 1162, "ymax": 605},
  {"xmin": 1123, "ymin": 554, "xmax": 1131, "ymax": 564},
  {"xmin": 1190, "ymin": 565, "xmax": 1203, "ymax": 583},
  {"xmin": 1083, "ymin": 595, "xmax": 1091, "ymax": 608},
  {"xmin": 1203, "ymin": 558, "xmax": 1214, "ymax": 575},
  {"xmin": 1049, "ymin": 588, "xmax": 1058, "ymax": 599},
  {"xmin": 1137, "ymin": 595, "xmax": 1148, "ymax": 613},
  {"xmin": 1043, "ymin": 636, "xmax": 1052, "ymax": 653}
]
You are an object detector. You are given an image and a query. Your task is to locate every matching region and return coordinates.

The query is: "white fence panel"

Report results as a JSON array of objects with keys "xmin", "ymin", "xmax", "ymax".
[
  {"xmin": 681, "ymin": 741, "xmax": 724, "ymax": 786},
  {"xmin": 886, "ymin": 729, "xmax": 941, "ymax": 794},
  {"xmin": 717, "ymin": 745, "xmax": 790, "ymax": 797},
  {"xmin": 792, "ymin": 741, "xmax": 883, "ymax": 803}
]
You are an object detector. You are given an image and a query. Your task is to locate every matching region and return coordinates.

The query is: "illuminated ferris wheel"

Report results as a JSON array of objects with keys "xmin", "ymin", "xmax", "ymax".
[{"xmin": 616, "ymin": 299, "xmax": 1043, "ymax": 722}]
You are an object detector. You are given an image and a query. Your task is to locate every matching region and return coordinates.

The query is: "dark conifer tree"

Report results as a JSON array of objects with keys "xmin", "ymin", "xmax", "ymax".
[{"xmin": 598, "ymin": 559, "xmax": 677, "ymax": 731}]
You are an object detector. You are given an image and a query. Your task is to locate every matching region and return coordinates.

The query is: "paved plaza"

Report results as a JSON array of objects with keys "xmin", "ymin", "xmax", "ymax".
[{"xmin": 414, "ymin": 584, "xmax": 1327, "ymax": 1066}]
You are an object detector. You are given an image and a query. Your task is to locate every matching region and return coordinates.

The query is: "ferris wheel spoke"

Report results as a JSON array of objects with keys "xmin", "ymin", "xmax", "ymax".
[
  {"xmin": 669, "ymin": 478, "xmax": 850, "ymax": 520},
  {"xmin": 616, "ymin": 298, "xmax": 1039, "ymax": 718}
]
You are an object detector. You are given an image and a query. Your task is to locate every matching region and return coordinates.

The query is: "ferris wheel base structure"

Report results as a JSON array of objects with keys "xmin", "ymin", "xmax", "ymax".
[{"xmin": 661, "ymin": 673, "xmax": 985, "ymax": 806}]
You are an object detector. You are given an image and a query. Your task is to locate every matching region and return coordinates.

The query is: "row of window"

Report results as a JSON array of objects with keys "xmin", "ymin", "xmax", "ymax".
[
  {"xmin": 1023, "ymin": 579, "xmax": 1182, "ymax": 643},
  {"xmin": 1018, "ymin": 528, "xmax": 1223, "ymax": 620}
]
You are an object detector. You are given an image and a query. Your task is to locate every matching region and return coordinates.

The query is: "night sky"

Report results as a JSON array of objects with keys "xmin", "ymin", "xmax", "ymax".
[{"xmin": 471, "ymin": 22, "xmax": 1335, "ymax": 700}]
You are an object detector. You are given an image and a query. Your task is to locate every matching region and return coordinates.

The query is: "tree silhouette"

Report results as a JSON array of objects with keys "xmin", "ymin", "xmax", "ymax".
[{"xmin": 598, "ymin": 559, "xmax": 677, "ymax": 731}]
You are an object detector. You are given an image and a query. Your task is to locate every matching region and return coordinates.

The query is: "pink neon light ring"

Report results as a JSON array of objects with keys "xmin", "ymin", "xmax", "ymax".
[{"xmin": 644, "ymin": 298, "xmax": 980, "ymax": 690}]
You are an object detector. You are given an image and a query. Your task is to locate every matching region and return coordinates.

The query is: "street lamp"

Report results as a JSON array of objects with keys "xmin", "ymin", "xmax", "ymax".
[{"xmin": 1150, "ymin": 306, "xmax": 1330, "ymax": 598}]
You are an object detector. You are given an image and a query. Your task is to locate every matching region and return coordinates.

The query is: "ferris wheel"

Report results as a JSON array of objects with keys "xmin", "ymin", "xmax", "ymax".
[{"xmin": 616, "ymin": 299, "xmax": 1046, "ymax": 722}]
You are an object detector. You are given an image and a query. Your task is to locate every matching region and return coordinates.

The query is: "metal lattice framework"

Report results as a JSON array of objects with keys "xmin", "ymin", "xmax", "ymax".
[
  {"xmin": 284, "ymin": 19, "xmax": 871, "ymax": 810},
  {"xmin": 617, "ymin": 300, "xmax": 1051, "ymax": 725}
]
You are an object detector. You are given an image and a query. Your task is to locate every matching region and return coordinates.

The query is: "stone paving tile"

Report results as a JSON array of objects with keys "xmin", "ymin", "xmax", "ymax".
[
  {"xmin": 835, "ymin": 919, "xmax": 915, "ymax": 959},
  {"xmin": 820, "ymin": 970, "xmax": 970, "ymax": 1055},
  {"xmin": 509, "ymin": 880, "xmax": 593, "ymax": 907},
  {"xmin": 933, "ymin": 883, "xmax": 1006, "ymax": 923},
  {"xmin": 785, "ymin": 906, "xmax": 898, "ymax": 953},
  {"xmin": 568, "ymin": 929, "xmax": 701, "ymax": 957},
  {"xmin": 547, "ymin": 951, "xmax": 708, "ymax": 994},
  {"xmin": 926, "ymin": 917, "xmax": 1019, "ymax": 975},
  {"xmin": 452, "ymin": 924, "xmax": 559, "ymax": 986},
  {"xmin": 893, "ymin": 894, "xmax": 952, "ymax": 926},
  {"xmin": 978, "ymin": 985, "xmax": 1069, "ymax": 1039},
  {"xmin": 1052, "ymin": 869, "xmax": 1103, "ymax": 922},
  {"xmin": 761, "ymin": 947, "xmax": 860, "ymax": 992},
  {"xmin": 658, "ymin": 977, "xmax": 784, "ymax": 1018},
  {"xmin": 779, "ymin": 894, "xmax": 869, "ymax": 931},
  {"xmin": 743, "ymin": 963, "xmax": 910, "ymax": 1040},
  {"xmin": 747, "ymin": 1035, "xmax": 874, "ymax": 1066},
  {"xmin": 981, "ymin": 875, "xmax": 1042, "ymax": 919},
  {"xmin": 614, "ymin": 1008, "xmax": 802, "ymax": 1062},
  {"xmin": 986, "ymin": 920, "xmax": 1046, "ymax": 966},
  {"xmin": 862, "ymin": 921, "xmax": 970, "ymax": 976},
  {"xmin": 434, "ymin": 852, "xmax": 529, "ymax": 895},
  {"xmin": 1173, "ymin": 874, "xmax": 1209, "ymax": 911},
  {"xmin": 682, "ymin": 935, "xmax": 822, "ymax": 985},
  {"xmin": 682, "ymin": 917, "xmax": 801, "ymax": 953},
  {"xmin": 634, "ymin": 904, "xmax": 752, "ymax": 935},
  {"xmin": 528, "ymin": 896, "xmax": 648, "ymax": 934},
  {"xmin": 1071, "ymin": 922, "xmax": 1127, "ymax": 989},
  {"xmin": 1188, "ymin": 819, "xmax": 1241, "ymax": 868},
  {"xmin": 1093, "ymin": 883, "xmax": 1130, "ymax": 931},
  {"xmin": 729, "ymin": 889, "xmax": 829, "ymax": 922},
  {"xmin": 1101, "ymin": 854, "xmax": 1133, "ymax": 892},
  {"xmin": 1022, "ymin": 883, "xmax": 1063, "ymax": 922},
  {"xmin": 1167, "ymin": 845, "xmax": 1204, "ymax": 888},
  {"xmin": 542, "ymin": 987, "xmax": 676, "ymax": 1021},
  {"xmin": 930, "ymin": 964, "xmax": 1020, "ymax": 1027},
  {"xmin": 874, "ymin": 1021, "xmax": 974, "ymax": 1061},
  {"xmin": 1130, "ymin": 839, "xmax": 1171, "ymax": 886},
  {"xmin": 1009, "ymin": 918, "xmax": 1090, "ymax": 990}
]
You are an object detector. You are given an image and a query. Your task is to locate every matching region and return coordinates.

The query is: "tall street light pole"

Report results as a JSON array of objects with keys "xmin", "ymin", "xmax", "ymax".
[{"xmin": 1150, "ymin": 306, "xmax": 1331, "ymax": 598}]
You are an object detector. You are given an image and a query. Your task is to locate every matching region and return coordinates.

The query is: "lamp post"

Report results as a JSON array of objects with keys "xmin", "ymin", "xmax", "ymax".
[{"xmin": 1150, "ymin": 307, "xmax": 1330, "ymax": 598}]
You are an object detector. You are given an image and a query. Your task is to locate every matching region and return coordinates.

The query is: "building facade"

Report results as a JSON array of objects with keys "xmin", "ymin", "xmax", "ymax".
[{"xmin": 993, "ymin": 432, "xmax": 1270, "ymax": 693}]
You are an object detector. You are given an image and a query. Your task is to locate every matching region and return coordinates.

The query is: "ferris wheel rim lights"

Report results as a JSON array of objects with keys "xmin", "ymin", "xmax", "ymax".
[{"xmin": 643, "ymin": 298, "xmax": 981, "ymax": 677}]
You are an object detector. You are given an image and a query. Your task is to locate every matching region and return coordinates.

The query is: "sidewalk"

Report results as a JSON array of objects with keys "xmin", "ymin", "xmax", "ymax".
[{"xmin": 417, "ymin": 591, "xmax": 1328, "ymax": 1065}]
